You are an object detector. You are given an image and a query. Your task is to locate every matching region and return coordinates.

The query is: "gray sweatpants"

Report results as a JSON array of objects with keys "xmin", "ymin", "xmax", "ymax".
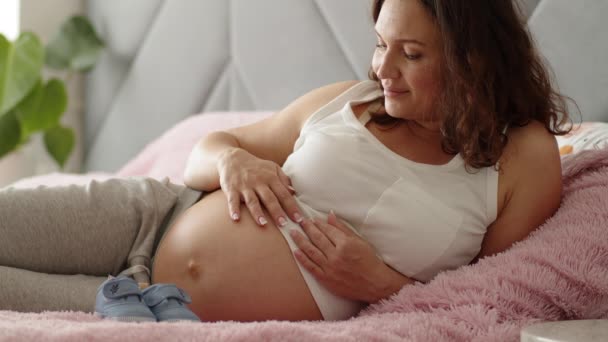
[{"xmin": 0, "ymin": 177, "xmax": 202, "ymax": 313}]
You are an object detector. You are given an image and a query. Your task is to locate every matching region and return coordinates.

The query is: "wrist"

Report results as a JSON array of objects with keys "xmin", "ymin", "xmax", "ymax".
[
  {"xmin": 368, "ymin": 264, "xmax": 412, "ymax": 304},
  {"xmin": 217, "ymin": 147, "xmax": 245, "ymax": 170}
]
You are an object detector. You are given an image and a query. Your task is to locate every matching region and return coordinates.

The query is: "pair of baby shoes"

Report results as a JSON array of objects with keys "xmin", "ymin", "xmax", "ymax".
[{"xmin": 94, "ymin": 275, "xmax": 201, "ymax": 323}]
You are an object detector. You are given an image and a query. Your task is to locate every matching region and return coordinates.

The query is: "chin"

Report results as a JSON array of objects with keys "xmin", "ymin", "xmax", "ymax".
[
  {"xmin": 383, "ymin": 103, "xmax": 411, "ymax": 120},
  {"xmin": 385, "ymin": 101, "xmax": 435, "ymax": 122}
]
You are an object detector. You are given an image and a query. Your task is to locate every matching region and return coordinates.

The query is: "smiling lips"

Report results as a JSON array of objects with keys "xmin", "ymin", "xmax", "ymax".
[{"xmin": 384, "ymin": 88, "xmax": 409, "ymax": 97}]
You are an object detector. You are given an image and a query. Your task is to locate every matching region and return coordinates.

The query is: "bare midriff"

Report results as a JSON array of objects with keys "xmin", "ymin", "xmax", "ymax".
[{"xmin": 151, "ymin": 189, "xmax": 323, "ymax": 322}]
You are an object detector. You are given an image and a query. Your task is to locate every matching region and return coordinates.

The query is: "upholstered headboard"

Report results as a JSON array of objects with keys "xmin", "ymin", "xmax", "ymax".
[{"xmin": 84, "ymin": 0, "xmax": 608, "ymax": 172}]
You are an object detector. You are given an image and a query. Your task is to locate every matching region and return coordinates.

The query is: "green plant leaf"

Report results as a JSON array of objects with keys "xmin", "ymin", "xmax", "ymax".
[
  {"xmin": 15, "ymin": 78, "xmax": 67, "ymax": 137},
  {"xmin": 0, "ymin": 33, "xmax": 44, "ymax": 116},
  {"xmin": 0, "ymin": 110, "xmax": 21, "ymax": 159},
  {"xmin": 45, "ymin": 16, "xmax": 104, "ymax": 72},
  {"xmin": 43, "ymin": 125, "xmax": 74, "ymax": 168}
]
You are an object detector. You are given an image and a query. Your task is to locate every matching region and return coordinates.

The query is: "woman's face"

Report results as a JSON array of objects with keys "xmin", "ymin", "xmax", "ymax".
[{"xmin": 372, "ymin": 0, "xmax": 443, "ymax": 126}]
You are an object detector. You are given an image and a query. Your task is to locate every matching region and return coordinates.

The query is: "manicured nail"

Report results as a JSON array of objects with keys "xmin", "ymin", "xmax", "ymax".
[
  {"xmin": 259, "ymin": 216, "xmax": 268, "ymax": 225},
  {"xmin": 294, "ymin": 212, "xmax": 303, "ymax": 223},
  {"xmin": 278, "ymin": 216, "xmax": 287, "ymax": 227},
  {"xmin": 329, "ymin": 209, "xmax": 336, "ymax": 217},
  {"xmin": 231, "ymin": 212, "xmax": 239, "ymax": 220}
]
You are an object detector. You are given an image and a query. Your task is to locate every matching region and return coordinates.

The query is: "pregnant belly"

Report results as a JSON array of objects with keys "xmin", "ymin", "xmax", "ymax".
[{"xmin": 151, "ymin": 190, "xmax": 322, "ymax": 322}]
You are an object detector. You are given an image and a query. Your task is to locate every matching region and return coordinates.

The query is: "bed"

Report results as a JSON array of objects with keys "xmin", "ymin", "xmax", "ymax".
[{"xmin": 1, "ymin": 0, "xmax": 608, "ymax": 341}]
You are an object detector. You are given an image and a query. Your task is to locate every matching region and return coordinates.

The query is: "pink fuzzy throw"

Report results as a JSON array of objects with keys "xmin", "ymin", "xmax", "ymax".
[{"xmin": 1, "ymin": 148, "xmax": 608, "ymax": 342}]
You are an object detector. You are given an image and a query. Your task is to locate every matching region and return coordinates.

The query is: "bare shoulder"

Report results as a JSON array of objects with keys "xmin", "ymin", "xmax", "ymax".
[
  {"xmin": 314, "ymin": 79, "xmax": 361, "ymax": 96},
  {"xmin": 224, "ymin": 80, "xmax": 361, "ymax": 166},
  {"xmin": 499, "ymin": 120, "xmax": 562, "ymax": 209},
  {"xmin": 230, "ymin": 79, "xmax": 360, "ymax": 135},
  {"xmin": 292, "ymin": 80, "xmax": 362, "ymax": 124},
  {"xmin": 500, "ymin": 120, "xmax": 561, "ymax": 177},
  {"xmin": 475, "ymin": 120, "xmax": 562, "ymax": 259}
]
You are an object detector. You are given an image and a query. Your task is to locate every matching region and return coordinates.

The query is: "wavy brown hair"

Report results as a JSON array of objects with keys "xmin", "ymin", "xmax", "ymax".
[{"xmin": 368, "ymin": 0, "xmax": 574, "ymax": 170}]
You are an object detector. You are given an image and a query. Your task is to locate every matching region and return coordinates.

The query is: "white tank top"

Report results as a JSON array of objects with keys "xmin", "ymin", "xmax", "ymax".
[{"xmin": 282, "ymin": 80, "xmax": 499, "ymax": 282}]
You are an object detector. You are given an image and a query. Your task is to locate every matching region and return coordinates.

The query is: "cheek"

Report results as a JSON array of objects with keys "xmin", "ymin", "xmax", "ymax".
[
  {"xmin": 407, "ymin": 65, "xmax": 442, "ymax": 96},
  {"xmin": 371, "ymin": 53, "xmax": 381, "ymax": 74}
]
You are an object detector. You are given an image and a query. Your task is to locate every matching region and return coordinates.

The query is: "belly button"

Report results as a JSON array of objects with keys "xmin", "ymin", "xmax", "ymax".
[{"xmin": 187, "ymin": 259, "xmax": 201, "ymax": 278}]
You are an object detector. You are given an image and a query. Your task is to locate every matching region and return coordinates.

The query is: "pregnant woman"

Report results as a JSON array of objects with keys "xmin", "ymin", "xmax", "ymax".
[{"xmin": 0, "ymin": 0, "xmax": 571, "ymax": 322}]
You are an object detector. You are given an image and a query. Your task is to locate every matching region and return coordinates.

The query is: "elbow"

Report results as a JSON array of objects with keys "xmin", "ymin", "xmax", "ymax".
[
  {"xmin": 182, "ymin": 148, "xmax": 219, "ymax": 192},
  {"xmin": 182, "ymin": 144, "xmax": 195, "ymax": 182},
  {"xmin": 182, "ymin": 131, "xmax": 238, "ymax": 192},
  {"xmin": 182, "ymin": 146, "xmax": 205, "ymax": 190},
  {"xmin": 182, "ymin": 157, "xmax": 210, "ymax": 191},
  {"xmin": 183, "ymin": 169, "xmax": 213, "ymax": 192},
  {"xmin": 182, "ymin": 168, "xmax": 196, "ymax": 189}
]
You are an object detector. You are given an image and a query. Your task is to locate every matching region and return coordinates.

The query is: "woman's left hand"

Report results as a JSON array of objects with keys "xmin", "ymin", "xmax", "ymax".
[{"xmin": 289, "ymin": 210, "xmax": 400, "ymax": 303}]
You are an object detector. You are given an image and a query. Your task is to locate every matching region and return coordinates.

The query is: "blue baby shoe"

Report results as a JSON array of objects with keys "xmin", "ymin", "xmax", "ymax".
[
  {"xmin": 142, "ymin": 283, "xmax": 201, "ymax": 322},
  {"xmin": 94, "ymin": 275, "xmax": 157, "ymax": 322}
]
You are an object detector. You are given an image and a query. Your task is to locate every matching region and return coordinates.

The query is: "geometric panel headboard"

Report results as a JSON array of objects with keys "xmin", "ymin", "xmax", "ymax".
[
  {"xmin": 85, "ymin": 0, "xmax": 379, "ymax": 171},
  {"xmin": 84, "ymin": 0, "xmax": 607, "ymax": 172}
]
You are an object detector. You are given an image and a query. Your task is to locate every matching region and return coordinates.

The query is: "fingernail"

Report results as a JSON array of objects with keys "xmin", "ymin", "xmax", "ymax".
[
  {"xmin": 231, "ymin": 212, "xmax": 239, "ymax": 221},
  {"xmin": 294, "ymin": 212, "xmax": 303, "ymax": 223},
  {"xmin": 329, "ymin": 209, "xmax": 335, "ymax": 216},
  {"xmin": 259, "ymin": 216, "xmax": 268, "ymax": 225},
  {"xmin": 288, "ymin": 185, "xmax": 296, "ymax": 192},
  {"xmin": 278, "ymin": 216, "xmax": 287, "ymax": 227}
]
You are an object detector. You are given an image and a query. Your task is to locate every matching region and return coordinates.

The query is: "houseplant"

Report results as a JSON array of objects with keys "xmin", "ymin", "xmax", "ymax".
[{"xmin": 0, "ymin": 15, "xmax": 104, "ymax": 172}]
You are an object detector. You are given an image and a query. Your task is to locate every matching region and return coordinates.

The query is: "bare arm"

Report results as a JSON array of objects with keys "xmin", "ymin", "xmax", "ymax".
[
  {"xmin": 473, "ymin": 121, "xmax": 562, "ymax": 262},
  {"xmin": 366, "ymin": 121, "xmax": 563, "ymax": 302},
  {"xmin": 182, "ymin": 80, "xmax": 360, "ymax": 192},
  {"xmin": 182, "ymin": 81, "xmax": 361, "ymax": 227},
  {"xmin": 366, "ymin": 265, "xmax": 414, "ymax": 303},
  {"xmin": 183, "ymin": 131, "xmax": 241, "ymax": 192},
  {"xmin": 372, "ymin": 123, "xmax": 562, "ymax": 301}
]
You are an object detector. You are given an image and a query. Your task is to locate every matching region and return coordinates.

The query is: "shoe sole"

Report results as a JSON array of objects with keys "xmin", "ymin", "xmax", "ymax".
[{"xmin": 94, "ymin": 312, "xmax": 157, "ymax": 323}]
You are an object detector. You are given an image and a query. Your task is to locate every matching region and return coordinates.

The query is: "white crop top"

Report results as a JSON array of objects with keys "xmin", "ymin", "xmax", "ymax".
[{"xmin": 281, "ymin": 80, "xmax": 499, "ymax": 282}]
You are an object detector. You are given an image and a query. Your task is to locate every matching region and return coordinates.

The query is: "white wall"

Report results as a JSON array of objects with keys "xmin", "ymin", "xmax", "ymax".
[
  {"xmin": 519, "ymin": 0, "xmax": 540, "ymax": 19},
  {"xmin": 20, "ymin": 0, "xmax": 86, "ymax": 174},
  {"xmin": 0, "ymin": 0, "xmax": 20, "ymax": 40}
]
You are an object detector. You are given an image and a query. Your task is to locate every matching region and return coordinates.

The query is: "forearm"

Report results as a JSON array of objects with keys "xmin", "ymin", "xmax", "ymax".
[
  {"xmin": 183, "ymin": 131, "xmax": 241, "ymax": 191},
  {"xmin": 367, "ymin": 264, "xmax": 414, "ymax": 304}
]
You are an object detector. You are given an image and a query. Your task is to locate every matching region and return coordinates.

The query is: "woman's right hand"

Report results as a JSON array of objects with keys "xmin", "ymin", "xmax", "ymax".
[{"xmin": 217, "ymin": 147, "xmax": 304, "ymax": 227}]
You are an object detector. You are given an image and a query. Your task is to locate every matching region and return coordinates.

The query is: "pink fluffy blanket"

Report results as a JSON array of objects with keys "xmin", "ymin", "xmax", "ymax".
[{"xmin": 1, "ymin": 148, "xmax": 608, "ymax": 342}]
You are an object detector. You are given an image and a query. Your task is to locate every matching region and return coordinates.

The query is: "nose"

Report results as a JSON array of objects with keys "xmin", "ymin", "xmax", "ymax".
[{"xmin": 375, "ymin": 50, "xmax": 400, "ymax": 80}]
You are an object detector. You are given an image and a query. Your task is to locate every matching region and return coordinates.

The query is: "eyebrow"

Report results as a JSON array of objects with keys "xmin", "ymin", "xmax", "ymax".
[{"xmin": 374, "ymin": 28, "xmax": 425, "ymax": 46}]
